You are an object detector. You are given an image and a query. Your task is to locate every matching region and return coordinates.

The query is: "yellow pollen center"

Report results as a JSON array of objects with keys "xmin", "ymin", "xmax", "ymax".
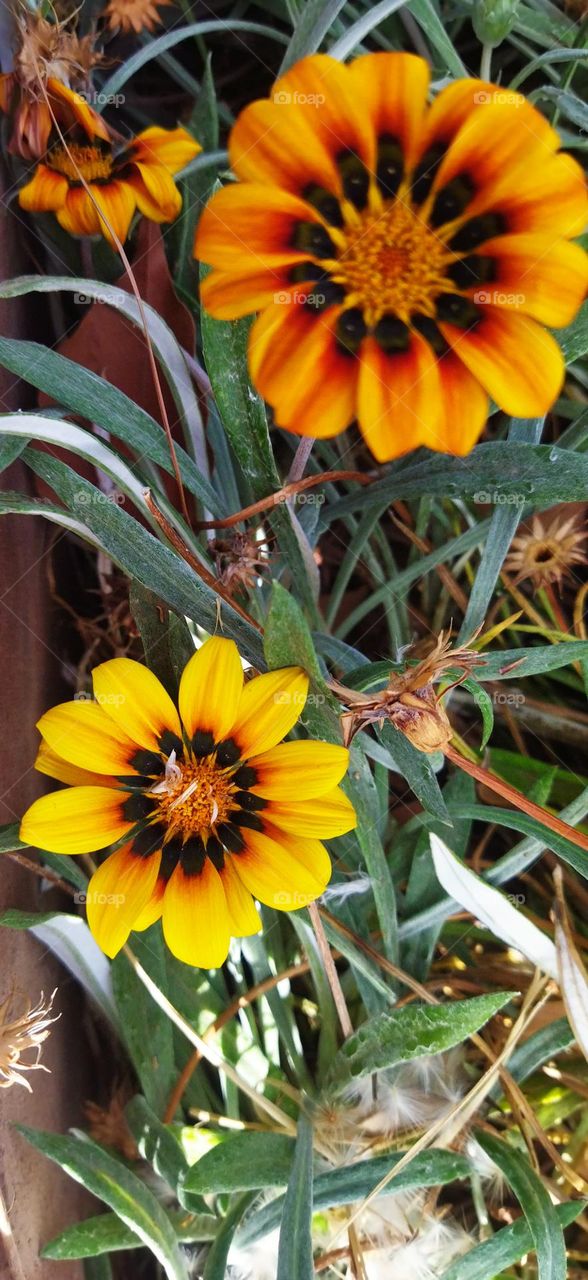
[
  {"xmin": 154, "ymin": 759, "xmax": 233, "ymax": 841},
  {"xmin": 330, "ymin": 199, "xmax": 453, "ymax": 327},
  {"xmin": 48, "ymin": 144, "xmax": 114, "ymax": 183}
]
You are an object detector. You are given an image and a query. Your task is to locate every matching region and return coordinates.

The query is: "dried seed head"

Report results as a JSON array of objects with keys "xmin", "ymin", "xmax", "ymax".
[
  {"xmin": 506, "ymin": 511, "xmax": 587, "ymax": 590},
  {"xmin": 85, "ymin": 1086, "xmax": 139, "ymax": 1161},
  {"xmin": 0, "ymin": 988, "xmax": 58, "ymax": 1091},
  {"xmin": 388, "ymin": 686, "xmax": 453, "ymax": 754}
]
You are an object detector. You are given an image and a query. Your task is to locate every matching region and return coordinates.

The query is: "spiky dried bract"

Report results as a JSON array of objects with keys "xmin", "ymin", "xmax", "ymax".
[
  {"xmin": 0, "ymin": 988, "xmax": 58, "ymax": 1091},
  {"xmin": 505, "ymin": 511, "xmax": 587, "ymax": 589},
  {"xmin": 332, "ymin": 630, "xmax": 486, "ymax": 751}
]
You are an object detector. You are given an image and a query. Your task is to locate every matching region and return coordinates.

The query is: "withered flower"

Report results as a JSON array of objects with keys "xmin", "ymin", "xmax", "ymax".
[
  {"xmin": 103, "ymin": 0, "xmax": 172, "ymax": 34},
  {"xmin": 0, "ymin": 10, "xmax": 105, "ymax": 159},
  {"xmin": 331, "ymin": 631, "xmax": 486, "ymax": 753},
  {"xmin": 505, "ymin": 511, "xmax": 587, "ymax": 591},
  {"xmin": 0, "ymin": 988, "xmax": 58, "ymax": 1091},
  {"xmin": 212, "ymin": 531, "xmax": 269, "ymax": 599},
  {"xmin": 85, "ymin": 1086, "xmax": 139, "ymax": 1160}
]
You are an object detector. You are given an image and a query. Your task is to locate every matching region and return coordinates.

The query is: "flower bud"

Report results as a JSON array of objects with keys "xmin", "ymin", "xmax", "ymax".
[
  {"xmin": 389, "ymin": 687, "xmax": 452, "ymax": 754},
  {"xmin": 472, "ymin": 0, "xmax": 519, "ymax": 45}
]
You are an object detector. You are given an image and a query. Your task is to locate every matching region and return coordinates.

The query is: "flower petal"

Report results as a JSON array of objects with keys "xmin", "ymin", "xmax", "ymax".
[
  {"xmin": 90, "ymin": 181, "xmax": 136, "ymax": 247},
  {"xmin": 196, "ymin": 182, "xmax": 324, "ymax": 269},
  {"xmin": 92, "ymin": 657, "xmax": 182, "ymax": 752},
  {"xmin": 357, "ymin": 332, "xmax": 443, "ymax": 462},
  {"xmin": 250, "ymin": 740, "xmax": 350, "ymax": 800},
  {"xmin": 439, "ymin": 309, "xmax": 564, "ymax": 417},
  {"xmin": 220, "ymin": 856, "xmax": 261, "ymax": 937},
  {"xmin": 37, "ymin": 700, "xmax": 139, "ymax": 776},
  {"xmin": 348, "ymin": 52, "xmax": 430, "ymax": 170},
  {"xmin": 20, "ymin": 786, "xmax": 132, "ymax": 854},
  {"xmin": 271, "ymin": 54, "xmax": 375, "ymax": 172},
  {"xmin": 200, "ymin": 266, "xmax": 292, "ymax": 321},
  {"xmin": 495, "ymin": 151, "xmax": 588, "ymax": 238},
  {"xmin": 128, "ymin": 161, "xmax": 181, "ymax": 222},
  {"xmin": 47, "ymin": 77, "xmax": 111, "ymax": 143},
  {"xmin": 56, "ymin": 186, "xmax": 100, "ymax": 237},
  {"xmin": 178, "ymin": 637, "xmax": 244, "ymax": 745},
  {"xmin": 162, "ymin": 859, "xmax": 230, "ymax": 968},
  {"xmin": 35, "ymin": 741, "xmax": 115, "ymax": 789},
  {"xmin": 267, "ymin": 787, "xmax": 357, "ymax": 838},
  {"xmin": 85, "ymin": 845, "xmax": 162, "ymax": 958},
  {"xmin": 230, "ymin": 668, "xmax": 309, "ymax": 759},
  {"xmin": 435, "ymin": 352, "xmax": 489, "ymax": 455},
  {"xmin": 133, "ymin": 876, "xmax": 166, "ymax": 931},
  {"xmin": 233, "ymin": 825, "xmax": 331, "ymax": 910},
  {"xmin": 470, "ymin": 233, "xmax": 588, "ymax": 328},
  {"xmin": 18, "ymin": 163, "xmax": 68, "ymax": 212},
  {"xmin": 132, "ymin": 125, "xmax": 200, "ymax": 173}
]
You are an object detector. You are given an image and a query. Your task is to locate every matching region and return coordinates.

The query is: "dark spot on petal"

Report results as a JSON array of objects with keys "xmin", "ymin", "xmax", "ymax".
[
  {"xmin": 216, "ymin": 738, "xmax": 241, "ymax": 768},
  {"xmin": 430, "ymin": 173, "xmax": 475, "ymax": 228},
  {"xmin": 302, "ymin": 182, "xmax": 344, "ymax": 227},
  {"xmin": 411, "ymin": 314, "xmax": 449, "ymax": 356},
  {"xmin": 411, "ymin": 142, "xmax": 446, "ymax": 205},
  {"xmin": 232, "ymin": 765, "xmax": 258, "ymax": 789},
  {"xmin": 131, "ymin": 749, "xmax": 164, "ymax": 776},
  {"xmin": 289, "ymin": 261, "xmax": 327, "ymax": 285},
  {"xmin": 449, "ymin": 211, "xmax": 507, "ymax": 253},
  {"xmin": 234, "ymin": 790, "xmax": 266, "ymax": 812},
  {"xmin": 217, "ymin": 823, "xmax": 245, "ymax": 853},
  {"xmin": 161, "ymin": 839, "xmax": 182, "ymax": 880},
  {"xmin": 337, "ymin": 149, "xmax": 370, "ymax": 210},
  {"xmin": 158, "ymin": 730, "xmax": 184, "ymax": 759},
  {"xmin": 435, "ymin": 293, "xmax": 480, "ymax": 328},
  {"xmin": 191, "ymin": 729, "xmax": 215, "ymax": 758},
  {"xmin": 206, "ymin": 835, "xmax": 225, "ymax": 870},
  {"xmin": 181, "ymin": 835, "xmax": 207, "ymax": 876},
  {"xmin": 122, "ymin": 793, "xmax": 155, "ymax": 822},
  {"xmin": 373, "ymin": 314, "xmax": 411, "ymax": 355},
  {"xmin": 292, "ymin": 221, "xmax": 336, "ymax": 259},
  {"xmin": 376, "ymin": 134, "xmax": 404, "ymax": 198},
  {"xmin": 231, "ymin": 810, "xmax": 265, "ymax": 832},
  {"xmin": 447, "ymin": 254, "xmax": 496, "ymax": 289},
  {"xmin": 132, "ymin": 823, "xmax": 166, "ymax": 857},
  {"xmin": 336, "ymin": 307, "xmax": 367, "ymax": 356}
]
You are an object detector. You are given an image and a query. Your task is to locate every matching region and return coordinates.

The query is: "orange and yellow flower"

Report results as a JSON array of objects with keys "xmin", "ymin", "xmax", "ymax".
[
  {"xmin": 20, "ymin": 638, "xmax": 356, "ymax": 969},
  {"xmin": 18, "ymin": 100, "xmax": 200, "ymax": 247},
  {"xmin": 103, "ymin": 0, "xmax": 172, "ymax": 34},
  {"xmin": 195, "ymin": 53, "xmax": 588, "ymax": 462}
]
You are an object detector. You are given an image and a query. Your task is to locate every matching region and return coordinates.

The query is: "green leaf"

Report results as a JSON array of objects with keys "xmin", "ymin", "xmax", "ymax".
[
  {"xmin": 477, "ymin": 640, "xmax": 588, "ymax": 681},
  {"xmin": 0, "ymin": 822, "xmax": 27, "ymax": 852},
  {"xmin": 408, "ymin": 0, "xmax": 467, "ymax": 74},
  {"xmin": 440, "ymin": 1202, "xmax": 584, "ymax": 1280},
  {"xmin": 559, "ymin": 300, "xmax": 588, "ymax": 364},
  {"xmin": 379, "ymin": 723, "xmax": 451, "ymax": 823},
  {"xmin": 264, "ymin": 582, "xmax": 325, "ymax": 685},
  {"xmin": 329, "ymin": 0, "xmax": 411, "ymax": 58},
  {"xmin": 23, "ymin": 449, "xmax": 264, "ymax": 668},
  {"xmin": 43, "ymin": 1210, "xmax": 219, "ymax": 1260},
  {"xmin": 0, "ymin": 488, "xmax": 101, "ymax": 546},
  {"xmin": 129, "ymin": 581, "xmax": 194, "ymax": 699},
  {"xmin": 325, "ymin": 993, "xmax": 513, "ymax": 1093},
  {"xmin": 125, "ymin": 1096, "xmax": 191, "ymax": 1200},
  {"xmin": 98, "ymin": 21, "xmax": 288, "ymax": 100},
  {"xmin": 280, "ymin": 0, "xmax": 348, "ymax": 69},
  {"xmin": 277, "ymin": 1115, "xmax": 314, "ymax": 1280},
  {"xmin": 185, "ymin": 1131, "xmax": 296, "ymax": 1194},
  {"xmin": 0, "ymin": 908, "xmax": 64, "ymax": 929},
  {"xmin": 19, "ymin": 1128, "xmax": 189, "ymax": 1280},
  {"xmin": 461, "ymin": 677, "xmax": 494, "ymax": 749},
  {"xmin": 0, "ymin": 337, "xmax": 222, "ymax": 514},
  {"xmin": 203, "ymin": 1194, "xmax": 255, "ymax": 1280},
  {"xmin": 0, "ymin": 434, "xmax": 28, "ymax": 471},
  {"xmin": 459, "ymin": 417, "xmax": 543, "ymax": 640},
  {"xmin": 237, "ymin": 1149, "xmax": 470, "ymax": 1247},
  {"xmin": 112, "ymin": 927, "xmax": 176, "ymax": 1116},
  {"xmin": 322, "ymin": 444, "xmax": 588, "ymax": 522},
  {"xmin": 474, "ymin": 1132, "xmax": 567, "ymax": 1280}
]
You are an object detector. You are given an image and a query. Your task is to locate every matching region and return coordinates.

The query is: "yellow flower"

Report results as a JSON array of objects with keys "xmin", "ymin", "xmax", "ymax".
[
  {"xmin": 103, "ymin": 0, "xmax": 173, "ymax": 34},
  {"xmin": 195, "ymin": 53, "xmax": 588, "ymax": 463},
  {"xmin": 18, "ymin": 102, "xmax": 200, "ymax": 246},
  {"xmin": 21, "ymin": 639, "xmax": 356, "ymax": 969}
]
